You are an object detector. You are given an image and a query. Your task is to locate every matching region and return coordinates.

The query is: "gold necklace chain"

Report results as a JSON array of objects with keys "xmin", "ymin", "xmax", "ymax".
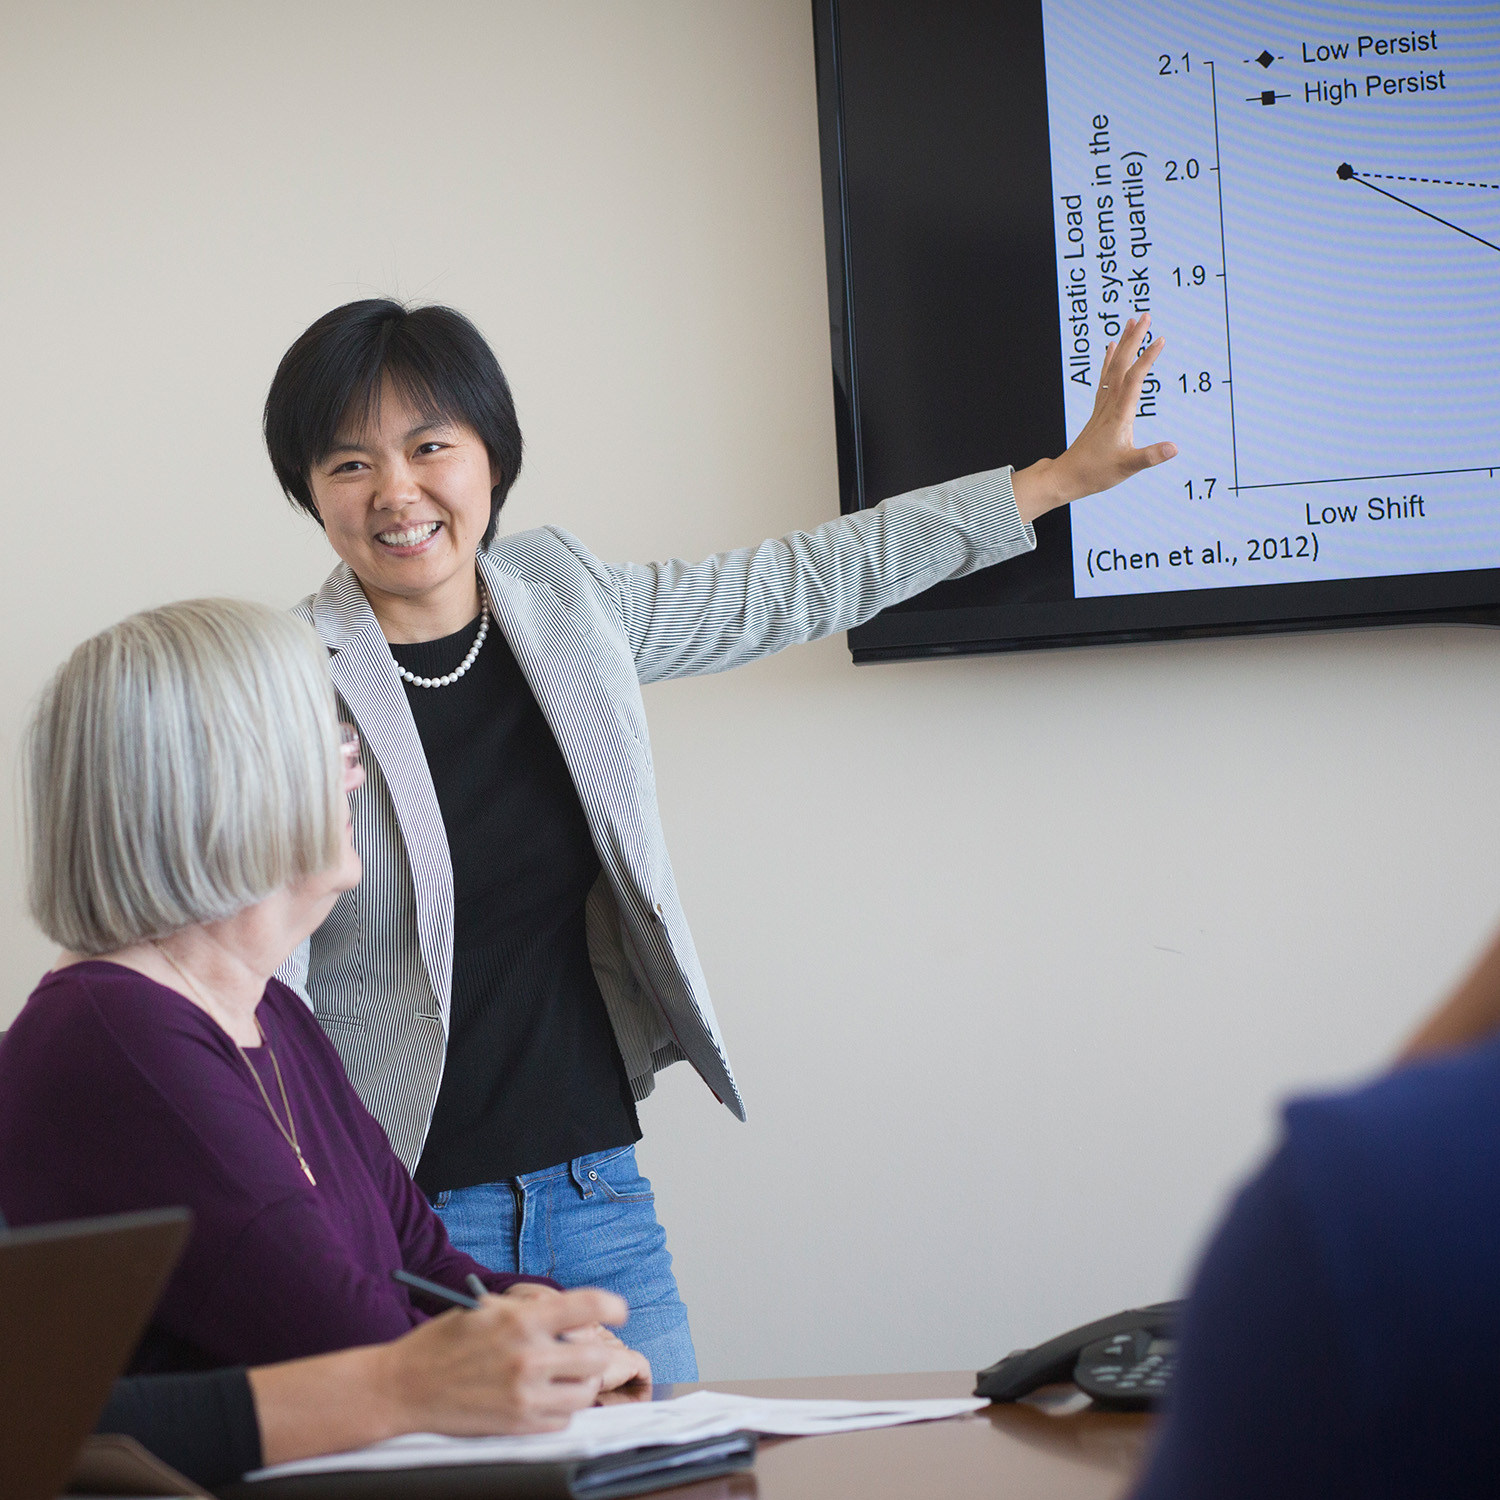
[{"xmin": 152, "ymin": 942, "xmax": 317, "ymax": 1187}]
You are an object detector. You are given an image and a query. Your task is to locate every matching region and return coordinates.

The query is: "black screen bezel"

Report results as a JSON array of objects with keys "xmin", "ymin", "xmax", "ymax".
[{"xmin": 811, "ymin": 0, "xmax": 1500, "ymax": 662}]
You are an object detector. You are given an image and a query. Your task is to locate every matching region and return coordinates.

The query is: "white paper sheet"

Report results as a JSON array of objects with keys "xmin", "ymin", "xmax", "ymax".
[{"xmin": 245, "ymin": 1390, "xmax": 988, "ymax": 1481}]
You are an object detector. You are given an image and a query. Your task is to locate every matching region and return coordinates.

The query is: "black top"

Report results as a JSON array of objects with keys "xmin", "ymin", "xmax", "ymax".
[
  {"xmin": 392, "ymin": 612, "xmax": 639, "ymax": 1193},
  {"xmin": 97, "ymin": 1369, "xmax": 260, "ymax": 1487}
]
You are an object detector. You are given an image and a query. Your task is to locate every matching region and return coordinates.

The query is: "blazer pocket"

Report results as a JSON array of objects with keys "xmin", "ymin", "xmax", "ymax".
[{"xmin": 314, "ymin": 1011, "xmax": 370, "ymax": 1032}]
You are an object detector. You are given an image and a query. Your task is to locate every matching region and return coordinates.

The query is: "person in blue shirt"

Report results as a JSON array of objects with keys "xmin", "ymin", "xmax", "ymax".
[{"xmin": 1132, "ymin": 982, "xmax": 1500, "ymax": 1499}]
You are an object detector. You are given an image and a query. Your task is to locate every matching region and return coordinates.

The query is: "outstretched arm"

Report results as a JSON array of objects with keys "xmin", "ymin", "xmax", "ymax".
[{"xmin": 608, "ymin": 314, "xmax": 1175, "ymax": 683}]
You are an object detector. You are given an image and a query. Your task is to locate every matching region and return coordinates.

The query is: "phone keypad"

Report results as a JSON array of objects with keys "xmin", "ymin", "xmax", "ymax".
[{"xmin": 1075, "ymin": 1330, "xmax": 1176, "ymax": 1410}]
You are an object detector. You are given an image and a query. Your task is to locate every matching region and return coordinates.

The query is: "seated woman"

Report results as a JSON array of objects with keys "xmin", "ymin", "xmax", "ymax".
[{"xmin": 0, "ymin": 597, "xmax": 647, "ymax": 1389}]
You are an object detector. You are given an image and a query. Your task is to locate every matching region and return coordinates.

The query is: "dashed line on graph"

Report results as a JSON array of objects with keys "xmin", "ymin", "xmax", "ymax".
[{"xmin": 1354, "ymin": 171, "xmax": 1500, "ymax": 191}]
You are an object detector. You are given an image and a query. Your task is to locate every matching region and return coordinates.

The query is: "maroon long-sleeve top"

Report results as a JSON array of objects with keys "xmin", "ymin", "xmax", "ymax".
[{"xmin": 0, "ymin": 961, "xmax": 552, "ymax": 1371}]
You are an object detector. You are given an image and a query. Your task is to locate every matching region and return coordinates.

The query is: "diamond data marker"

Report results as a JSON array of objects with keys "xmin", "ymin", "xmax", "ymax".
[{"xmin": 1256, "ymin": 50, "xmax": 1275, "ymax": 68}]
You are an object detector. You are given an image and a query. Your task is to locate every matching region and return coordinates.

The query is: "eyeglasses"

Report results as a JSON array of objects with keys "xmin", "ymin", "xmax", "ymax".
[{"xmin": 338, "ymin": 722, "xmax": 364, "ymax": 792}]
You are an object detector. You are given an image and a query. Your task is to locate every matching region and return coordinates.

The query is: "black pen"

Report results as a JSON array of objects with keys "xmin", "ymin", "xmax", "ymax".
[{"xmin": 392, "ymin": 1267, "xmax": 481, "ymax": 1309}]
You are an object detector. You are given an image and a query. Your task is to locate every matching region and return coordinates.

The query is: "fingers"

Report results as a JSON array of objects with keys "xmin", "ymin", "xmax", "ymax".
[
  {"xmin": 1099, "ymin": 318, "xmax": 1168, "ymax": 427},
  {"xmin": 378, "ymin": 1300, "xmax": 613, "ymax": 1438},
  {"xmin": 1098, "ymin": 312, "xmax": 1150, "ymax": 384},
  {"xmin": 1092, "ymin": 343, "xmax": 1118, "ymax": 411},
  {"xmin": 1130, "ymin": 330, "xmax": 1167, "ymax": 374},
  {"xmin": 558, "ymin": 1320, "xmax": 623, "ymax": 1346},
  {"xmin": 584, "ymin": 1333, "xmax": 651, "ymax": 1392},
  {"xmin": 1121, "ymin": 310, "xmax": 1152, "ymax": 354},
  {"xmin": 598, "ymin": 1345, "xmax": 652, "ymax": 1392},
  {"xmin": 514, "ymin": 1367, "xmax": 607, "ymax": 1429},
  {"xmin": 535, "ymin": 1337, "xmax": 613, "ymax": 1386},
  {"xmin": 501, "ymin": 1325, "xmax": 613, "ymax": 1428},
  {"xmin": 1114, "ymin": 326, "xmax": 1164, "ymax": 398},
  {"xmin": 500, "ymin": 1281, "xmax": 558, "ymax": 1303},
  {"xmin": 1093, "ymin": 314, "xmax": 1157, "ymax": 412},
  {"xmin": 594, "ymin": 1381, "xmax": 656, "ymax": 1407},
  {"xmin": 509, "ymin": 1290, "xmax": 641, "ymax": 1412},
  {"xmin": 532, "ymin": 1288, "xmax": 629, "ymax": 1335},
  {"xmin": 1115, "ymin": 440, "xmax": 1179, "ymax": 478}
]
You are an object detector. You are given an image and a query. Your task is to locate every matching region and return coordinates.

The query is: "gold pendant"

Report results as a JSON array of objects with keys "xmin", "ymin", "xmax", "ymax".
[{"xmin": 298, "ymin": 1152, "xmax": 317, "ymax": 1187}]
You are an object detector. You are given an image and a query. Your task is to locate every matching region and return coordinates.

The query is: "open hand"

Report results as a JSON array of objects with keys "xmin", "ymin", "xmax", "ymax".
[{"xmin": 1012, "ymin": 313, "xmax": 1179, "ymax": 522}]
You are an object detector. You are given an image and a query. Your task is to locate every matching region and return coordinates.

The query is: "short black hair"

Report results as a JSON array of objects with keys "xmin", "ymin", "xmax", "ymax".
[{"xmin": 263, "ymin": 299, "xmax": 523, "ymax": 549}]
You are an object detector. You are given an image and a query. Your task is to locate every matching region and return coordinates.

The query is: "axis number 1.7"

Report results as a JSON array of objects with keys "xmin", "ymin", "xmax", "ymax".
[{"xmin": 1183, "ymin": 478, "xmax": 1218, "ymax": 501}]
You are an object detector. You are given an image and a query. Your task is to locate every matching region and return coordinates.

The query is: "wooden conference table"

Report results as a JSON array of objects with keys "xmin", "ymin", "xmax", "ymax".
[{"xmin": 655, "ymin": 1370, "xmax": 1153, "ymax": 1500}]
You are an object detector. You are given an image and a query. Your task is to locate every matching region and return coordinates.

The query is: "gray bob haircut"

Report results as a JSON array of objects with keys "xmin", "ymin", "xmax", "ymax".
[{"xmin": 24, "ymin": 599, "xmax": 345, "ymax": 954}]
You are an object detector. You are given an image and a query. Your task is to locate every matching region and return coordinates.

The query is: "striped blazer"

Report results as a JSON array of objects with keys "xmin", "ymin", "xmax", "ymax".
[{"xmin": 277, "ymin": 466, "xmax": 1034, "ymax": 1171}]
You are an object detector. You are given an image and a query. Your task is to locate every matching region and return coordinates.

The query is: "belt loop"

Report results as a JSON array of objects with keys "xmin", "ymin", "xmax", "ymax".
[{"xmin": 570, "ymin": 1155, "xmax": 594, "ymax": 1198}]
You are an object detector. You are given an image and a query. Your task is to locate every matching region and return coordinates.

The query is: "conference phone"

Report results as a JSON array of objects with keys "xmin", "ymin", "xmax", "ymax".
[{"xmin": 975, "ymin": 1301, "xmax": 1181, "ymax": 1411}]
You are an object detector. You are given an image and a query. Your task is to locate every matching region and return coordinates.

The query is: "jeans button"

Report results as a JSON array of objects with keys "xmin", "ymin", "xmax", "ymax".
[{"xmin": 588, "ymin": 1170, "xmax": 598, "ymax": 1181}]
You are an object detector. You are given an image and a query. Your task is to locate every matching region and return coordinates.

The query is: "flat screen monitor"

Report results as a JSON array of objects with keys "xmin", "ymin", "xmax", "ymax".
[{"xmin": 812, "ymin": 0, "xmax": 1500, "ymax": 660}]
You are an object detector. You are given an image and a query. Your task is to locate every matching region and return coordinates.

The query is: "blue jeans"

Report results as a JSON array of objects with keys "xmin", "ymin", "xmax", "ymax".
[{"xmin": 429, "ymin": 1145, "xmax": 699, "ymax": 1383}]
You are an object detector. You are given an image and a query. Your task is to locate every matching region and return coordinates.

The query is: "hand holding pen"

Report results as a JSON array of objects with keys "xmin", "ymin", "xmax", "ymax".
[{"xmin": 392, "ymin": 1269, "xmax": 652, "ymax": 1395}]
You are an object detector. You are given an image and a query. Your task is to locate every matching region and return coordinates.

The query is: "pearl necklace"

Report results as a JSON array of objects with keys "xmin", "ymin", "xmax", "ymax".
[{"xmin": 394, "ymin": 586, "xmax": 491, "ymax": 688}]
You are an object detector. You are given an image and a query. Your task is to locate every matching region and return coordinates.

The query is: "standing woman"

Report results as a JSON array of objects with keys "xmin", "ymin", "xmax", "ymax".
[{"xmin": 263, "ymin": 299, "xmax": 1174, "ymax": 1380}]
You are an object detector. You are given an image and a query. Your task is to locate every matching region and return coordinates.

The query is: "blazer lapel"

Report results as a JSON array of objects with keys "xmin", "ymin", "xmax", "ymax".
[
  {"xmin": 478, "ymin": 554, "xmax": 634, "ymax": 876},
  {"xmin": 314, "ymin": 566, "xmax": 454, "ymax": 1022}
]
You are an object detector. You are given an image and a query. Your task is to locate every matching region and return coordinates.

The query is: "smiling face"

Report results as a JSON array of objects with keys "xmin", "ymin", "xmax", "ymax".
[{"xmin": 307, "ymin": 381, "xmax": 500, "ymax": 641}]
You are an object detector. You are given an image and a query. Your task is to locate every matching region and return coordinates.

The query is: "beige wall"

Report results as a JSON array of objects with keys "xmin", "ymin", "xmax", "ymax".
[{"xmin": 5, "ymin": 1, "xmax": 1500, "ymax": 1380}]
